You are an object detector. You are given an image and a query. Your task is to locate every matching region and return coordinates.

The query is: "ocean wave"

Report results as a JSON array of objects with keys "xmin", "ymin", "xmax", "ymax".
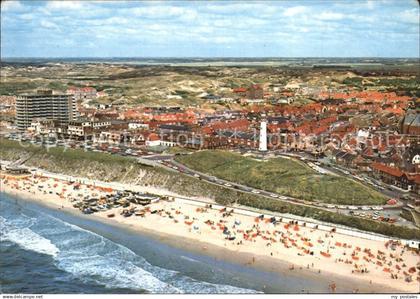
[
  {"xmin": 51, "ymin": 217, "xmax": 257, "ymax": 293},
  {"xmin": 56, "ymin": 255, "xmax": 182, "ymax": 293},
  {"xmin": 0, "ymin": 216, "xmax": 60, "ymax": 257},
  {"xmin": 0, "ymin": 199, "xmax": 258, "ymax": 294}
]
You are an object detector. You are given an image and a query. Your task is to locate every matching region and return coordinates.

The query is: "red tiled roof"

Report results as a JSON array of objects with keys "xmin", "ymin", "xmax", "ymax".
[
  {"xmin": 208, "ymin": 119, "xmax": 250, "ymax": 131},
  {"xmin": 371, "ymin": 162, "xmax": 404, "ymax": 177},
  {"xmin": 363, "ymin": 147, "xmax": 374, "ymax": 157},
  {"xmin": 348, "ymin": 138, "xmax": 357, "ymax": 146},
  {"xmin": 407, "ymin": 174, "xmax": 420, "ymax": 184},
  {"xmin": 148, "ymin": 133, "xmax": 160, "ymax": 141},
  {"xmin": 233, "ymin": 87, "xmax": 247, "ymax": 93}
]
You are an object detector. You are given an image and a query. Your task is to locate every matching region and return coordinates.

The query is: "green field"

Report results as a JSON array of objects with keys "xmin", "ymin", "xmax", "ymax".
[{"xmin": 175, "ymin": 150, "xmax": 387, "ymax": 205}]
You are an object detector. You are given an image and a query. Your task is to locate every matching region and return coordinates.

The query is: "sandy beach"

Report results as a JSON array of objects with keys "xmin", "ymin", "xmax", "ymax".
[{"xmin": 1, "ymin": 171, "xmax": 419, "ymax": 293}]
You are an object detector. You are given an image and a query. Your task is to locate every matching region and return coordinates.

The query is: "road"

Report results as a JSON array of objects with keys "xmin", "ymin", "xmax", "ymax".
[{"xmin": 149, "ymin": 157, "xmax": 416, "ymax": 228}]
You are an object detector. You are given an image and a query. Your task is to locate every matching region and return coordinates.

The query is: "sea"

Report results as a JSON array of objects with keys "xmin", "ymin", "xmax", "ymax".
[{"xmin": 0, "ymin": 193, "xmax": 330, "ymax": 294}]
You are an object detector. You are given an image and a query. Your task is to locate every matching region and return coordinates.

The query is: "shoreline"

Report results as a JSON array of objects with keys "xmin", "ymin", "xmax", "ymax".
[
  {"xmin": 2, "ymin": 181, "xmax": 419, "ymax": 294},
  {"xmin": 1, "ymin": 189, "xmax": 394, "ymax": 293}
]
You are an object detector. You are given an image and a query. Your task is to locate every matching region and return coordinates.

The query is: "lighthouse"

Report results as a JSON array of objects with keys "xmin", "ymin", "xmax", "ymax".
[{"xmin": 259, "ymin": 121, "xmax": 267, "ymax": 151}]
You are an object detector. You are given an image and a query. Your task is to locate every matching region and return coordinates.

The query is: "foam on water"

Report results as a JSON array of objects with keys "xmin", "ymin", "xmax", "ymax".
[
  {"xmin": 46, "ymin": 217, "xmax": 258, "ymax": 293},
  {"xmin": 0, "ymin": 198, "xmax": 258, "ymax": 294},
  {"xmin": 180, "ymin": 255, "xmax": 200, "ymax": 263},
  {"xmin": 51, "ymin": 223, "xmax": 255, "ymax": 293},
  {"xmin": 0, "ymin": 216, "xmax": 60, "ymax": 257}
]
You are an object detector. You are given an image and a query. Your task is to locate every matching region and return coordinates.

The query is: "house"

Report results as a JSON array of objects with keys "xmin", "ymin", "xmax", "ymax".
[
  {"xmin": 370, "ymin": 162, "xmax": 412, "ymax": 190},
  {"xmin": 67, "ymin": 121, "xmax": 94, "ymax": 138},
  {"xmin": 67, "ymin": 86, "xmax": 97, "ymax": 100},
  {"xmin": 100, "ymin": 131, "xmax": 131, "ymax": 144},
  {"xmin": 28, "ymin": 119, "xmax": 66, "ymax": 136},
  {"xmin": 240, "ymin": 98, "xmax": 265, "ymax": 105},
  {"xmin": 67, "ymin": 119, "xmax": 111, "ymax": 139},
  {"xmin": 330, "ymin": 150, "xmax": 357, "ymax": 168},
  {"xmin": 233, "ymin": 87, "xmax": 247, "ymax": 97},
  {"xmin": 400, "ymin": 110, "xmax": 420, "ymax": 135},
  {"xmin": 109, "ymin": 120, "xmax": 129, "ymax": 131},
  {"xmin": 128, "ymin": 122, "xmax": 149, "ymax": 130},
  {"xmin": 246, "ymin": 85, "xmax": 264, "ymax": 99},
  {"xmin": 233, "ymin": 85, "xmax": 264, "ymax": 100},
  {"xmin": 205, "ymin": 119, "xmax": 250, "ymax": 134},
  {"xmin": 159, "ymin": 124, "xmax": 192, "ymax": 134},
  {"xmin": 145, "ymin": 133, "xmax": 161, "ymax": 147},
  {"xmin": 218, "ymin": 131, "xmax": 259, "ymax": 149}
]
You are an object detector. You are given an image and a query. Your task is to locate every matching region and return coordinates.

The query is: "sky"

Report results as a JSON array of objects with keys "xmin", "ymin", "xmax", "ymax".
[{"xmin": 1, "ymin": 0, "xmax": 419, "ymax": 58}]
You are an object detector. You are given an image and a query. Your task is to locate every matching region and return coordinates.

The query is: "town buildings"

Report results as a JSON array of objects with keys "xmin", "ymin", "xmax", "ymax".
[
  {"xmin": 233, "ymin": 84, "xmax": 264, "ymax": 100},
  {"xmin": 16, "ymin": 89, "xmax": 76, "ymax": 131},
  {"xmin": 66, "ymin": 86, "xmax": 97, "ymax": 100},
  {"xmin": 10, "ymin": 84, "xmax": 419, "ymax": 197}
]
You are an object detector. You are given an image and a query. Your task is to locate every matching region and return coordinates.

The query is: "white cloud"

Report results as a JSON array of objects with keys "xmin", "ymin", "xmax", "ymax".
[
  {"xmin": 86, "ymin": 16, "xmax": 129, "ymax": 26},
  {"xmin": 398, "ymin": 8, "xmax": 419, "ymax": 24},
  {"xmin": 283, "ymin": 6, "xmax": 308, "ymax": 17},
  {"xmin": 131, "ymin": 6, "xmax": 189, "ymax": 18},
  {"xmin": 45, "ymin": 1, "xmax": 84, "ymax": 10},
  {"xmin": 316, "ymin": 12, "xmax": 345, "ymax": 21},
  {"xmin": 204, "ymin": 3, "xmax": 278, "ymax": 16},
  {"xmin": 2, "ymin": 0, "xmax": 418, "ymax": 57},
  {"xmin": 213, "ymin": 36, "xmax": 236, "ymax": 44},
  {"xmin": 40, "ymin": 19, "xmax": 59, "ymax": 30},
  {"xmin": 366, "ymin": 0, "xmax": 376, "ymax": 10},
  {"xmin": 19, "ymin": 13, "xmax": 34, "ymax": 20},
  {"xmin": 1, "ymin": 0, "xmax": 25, "ymax": 12}
]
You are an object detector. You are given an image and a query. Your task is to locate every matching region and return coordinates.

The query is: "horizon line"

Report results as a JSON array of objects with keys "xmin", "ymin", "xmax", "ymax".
[{"xmin": 1, "ymin": 56, "xmax": 420, "ymax": 60}]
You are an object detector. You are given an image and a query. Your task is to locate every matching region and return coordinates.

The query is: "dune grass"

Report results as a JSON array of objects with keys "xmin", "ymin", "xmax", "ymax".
[{"xmin": 175, "ymin": 150, "xmax": 387, "ymax": 205}]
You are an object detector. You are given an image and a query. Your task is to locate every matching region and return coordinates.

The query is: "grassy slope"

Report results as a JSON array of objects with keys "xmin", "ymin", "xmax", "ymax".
[
  {"xmin": 175, "ymin": 150, "xmax": 387, "ymax": 205},
  {"xmin": 1, "ymin": 139, "xmax": 418, "ymax": 240}
]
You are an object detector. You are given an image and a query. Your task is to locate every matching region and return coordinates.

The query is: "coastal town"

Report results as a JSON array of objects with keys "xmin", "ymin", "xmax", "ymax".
[
  {"xmin": 1, "ymin": 62, "xmax": 419, "ymax": 222},
  {"xmin": 1, "ymin": 0, "xmax": 420, "ymax": 295},
  {"xmin": 1, "ymin": 61, "xmax": 420, "ymax": 294}
]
